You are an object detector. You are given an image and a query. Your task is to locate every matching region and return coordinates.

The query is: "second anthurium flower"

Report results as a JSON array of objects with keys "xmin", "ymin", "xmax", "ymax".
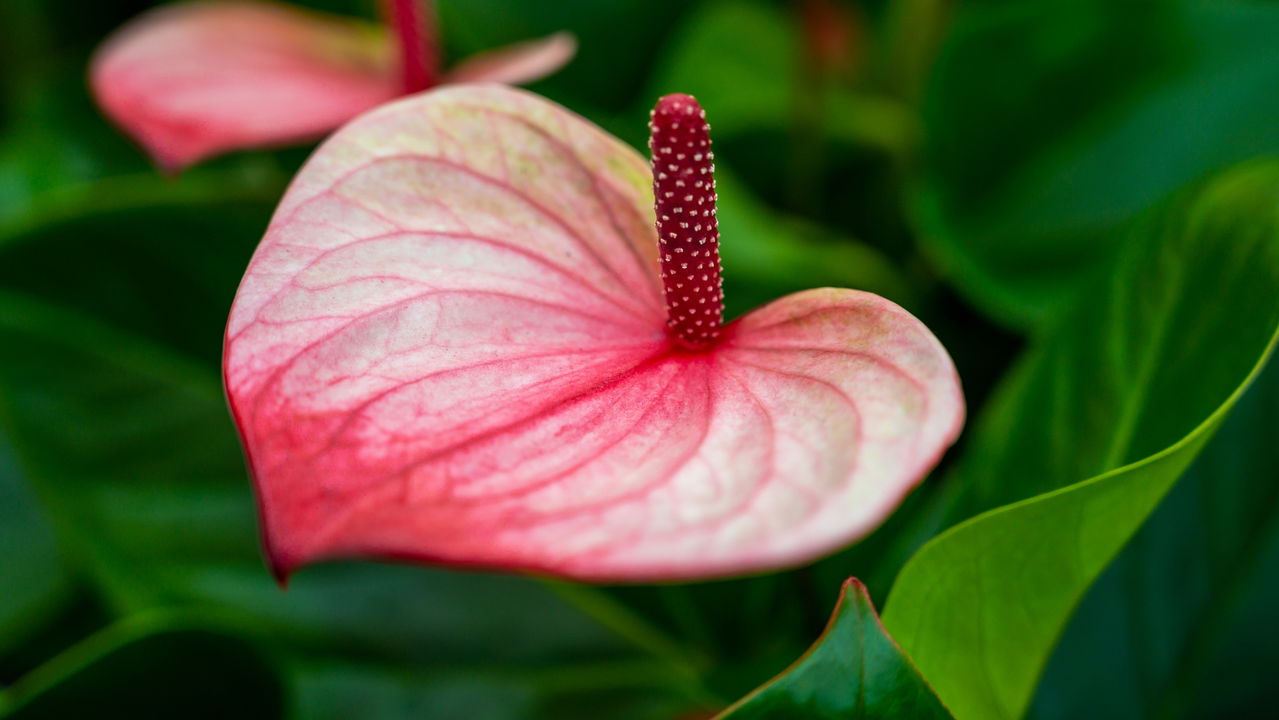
[
  {"xmin": 90, "ymin": 0, "xmax": 575, "ymax": 170},
  {"xmin": 224, "ymin": 85, "xmax": 964, "ymax": 582}
]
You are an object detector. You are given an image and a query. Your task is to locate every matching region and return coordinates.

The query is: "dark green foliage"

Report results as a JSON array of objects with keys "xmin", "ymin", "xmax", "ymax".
[
  {"xmin": 719, "ymin": 580, "xmax": 951, "ymax": 719},
  {"xmin": 0, "ymin": 620, "xmax": 283, "ymax": 719}
]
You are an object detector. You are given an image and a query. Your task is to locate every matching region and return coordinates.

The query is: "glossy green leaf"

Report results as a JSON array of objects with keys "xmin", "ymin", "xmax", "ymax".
[
  {"xmin": 717, "ymin": 579, "xmax": 951, "ymax": 720},
  {"xmin": 882, "ymin": 160, "xmax": 1279, "ymax": 719},
  {"xmin": 916, "ymin": 0, "xmax": 1279, "ymax": 327},
  {"xmin": 0, "ymin": 616, "xmax": 282, "ymax": 719},
  {"xmin": 1030, "ymin": 359, "xmax": 1279, "ymax": 718}
]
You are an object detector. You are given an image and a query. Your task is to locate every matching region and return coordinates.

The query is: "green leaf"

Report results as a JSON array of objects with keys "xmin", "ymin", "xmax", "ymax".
[
  {"xmin": 644, "ymin": 0, "xmax": 923, "ymax": 258},
  {"xmin": 870, "ymin": 0, "xmax": 950, "ymax": 103},
  {"xmin": 0, "ymin": 59, "xmax": 154, "ymax": 224},
  {"xmin": 717, "ymin": 579, "xmax": 950, "ymax": 719},
  {"xmin": 648, "ymin": 0, "xmax": 913, "ymax": 154},
  {"xmin": 916, "ymin": 0, "xmax": 1279, "ymax": 327},
  {"xmin": 0, "ymin": 172, "xmax": 281, "ymax": 363},
  {"xmin": 1171, "ymin": 511, "xmax": 1279, "ymax": 718},
  {"xmin": 289, "ymin": 657, "xmax": 695, "ymax": 720},
  {"xmin": 715, "ymin": 169, "xmax": 915, "ymax": 318},
  {"xmin": 1030, "ymin": 359, "xmax": 1279, "ymax": 718},
  {"xmin": 882, "ymin": 159, "xmax": 1279, "ymax": 720},
  {"xmin": 648, "ymin": 0, "xmax": 793, "ymax": 138},
  {"xmin": 0, "ymin": 615, "xmax": 283, "ymax": 719},
  {"xmin": 0, "ymin": 435, "xmax": 69, "ymax": 655},
  {"xmin": 437, "ymin": 0, "xmax": 690, "ymax": 113}
]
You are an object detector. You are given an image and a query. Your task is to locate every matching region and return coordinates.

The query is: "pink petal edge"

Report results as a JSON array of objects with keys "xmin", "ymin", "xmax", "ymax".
[
  {"xmin": 91, "ymin": 1, "xmax": 398, "ymax": 171},
  {"xmin": 223, "ymin": 84, "xmax": 964, "ymax": 582},
  {"xmin": 444, "ymin": 32, "xmax": 577, "ymax": 86}
]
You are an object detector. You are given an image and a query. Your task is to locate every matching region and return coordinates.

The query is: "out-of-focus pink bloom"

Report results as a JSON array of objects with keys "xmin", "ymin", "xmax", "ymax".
[{"xmin": 91, "ymin": 1, "xmax": 575, "ymax": 171}]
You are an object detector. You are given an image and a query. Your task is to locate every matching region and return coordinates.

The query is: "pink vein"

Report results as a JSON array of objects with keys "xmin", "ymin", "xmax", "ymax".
[
  {"xmin": 241, "ymin": 287, "xmax": 645, "ymax": 430},
  {"xmin": 254, "ymin": 226, "xmax": 653, "ymax": 330},
  {"xmin": 474, "ymin": 105, "xmax": 662, "ymax": 306},
  {"xmin": 501, "ymin": 361, "xmax": 715, "ymax": 533},
  {"xmin": 726, "ymin": 345, "xmax": 930, "ymax": 399},
  {"xmin": 438, "ymin": 363, "xmax": 686, "ymax": 507},
  {"xmin": 298, "ymin": 343, "xmax": 660, "ymax": 464},
  {"xmin": 293, "ymin": 150, "xmax": 656, "ymax": 320},
  {"xmin": 310, "ymin": 352, "xmax": 709, "ymax": 548},
  {"xmin": 721, "ymin": 356, "xmax": 865, "ymax": 465}
]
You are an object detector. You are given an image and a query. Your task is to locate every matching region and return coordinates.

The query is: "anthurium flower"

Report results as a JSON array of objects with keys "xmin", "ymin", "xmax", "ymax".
[
  {"xmin": 90, "ymin": 0, "xmax": 574, "ymax": 171},
  {"xmin": 223, "ymin": 85, "xmax": 964, "ymax": 581}
]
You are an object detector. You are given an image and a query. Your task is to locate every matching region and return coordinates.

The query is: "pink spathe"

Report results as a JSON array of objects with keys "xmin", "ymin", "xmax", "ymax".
[
  {"xmin": 90, "ymin": 1, "xmax": 575, "ymax": 171},
  {"xmin": 223, "ymin": 86, "xmax": 964, "ymax": 582}
]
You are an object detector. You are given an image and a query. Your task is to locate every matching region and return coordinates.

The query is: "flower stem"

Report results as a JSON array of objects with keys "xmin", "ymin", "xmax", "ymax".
[
  {"xmin": 382, "ymin": 0, "xmax": 438, "ymax": 93},
  {"xmin": 649, "ymin": 94, "xmax": 724, "ymax": 350}
]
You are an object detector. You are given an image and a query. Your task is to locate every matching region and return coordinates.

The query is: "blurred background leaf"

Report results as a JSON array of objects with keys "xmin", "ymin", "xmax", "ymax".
[
  {"xmin": 0, "ymin": 0, "xmax": 156, "ymax": 224},
  {"xmin": 437, "ymin": 0, "xmax": 692, "ymax": 114},
  {"xmin": 716, "ymin": 169, "xmax": 915, "ymax": 318},
  {"xmin": 916, "ymin": 0, "xmax": 1279, "ymax": 327},
  {"xmin": 0, "ymin": 616, "xmax": 283, "ymax": 719},
  {"xmin": 0, "ymin": 439, "xmax": 70, "ymax": 659},
  {"xmin": 648, "ymin": 0, "xmax": 916, "ymax": 156}
]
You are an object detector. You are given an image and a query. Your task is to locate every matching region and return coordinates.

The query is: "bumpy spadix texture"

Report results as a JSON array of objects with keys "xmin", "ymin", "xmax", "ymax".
[
  {"xmin": 224, "ymin": 85, "xmax": 964, "ymax": 581},
  {"xmin": 91, "ymin": 1, "xmax": 574, "ymax": 170},
  {"xmin": 651, "ymin": 94, "xmax": 723, "ymax": 348}
]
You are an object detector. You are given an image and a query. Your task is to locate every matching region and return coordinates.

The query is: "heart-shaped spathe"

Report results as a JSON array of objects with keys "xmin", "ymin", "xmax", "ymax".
[{"xmin": 224, "ymin": 85, "xmax": 963, "ymax": 581}]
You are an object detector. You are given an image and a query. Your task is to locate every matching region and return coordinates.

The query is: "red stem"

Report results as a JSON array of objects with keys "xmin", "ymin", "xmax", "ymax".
[
  {"xmin": 649, "ymin": 94, "xmax": 724, "ymax": 350},
  {"xmin": 382, "ymin": 0, "xmax": 438, "ymax": 93}
]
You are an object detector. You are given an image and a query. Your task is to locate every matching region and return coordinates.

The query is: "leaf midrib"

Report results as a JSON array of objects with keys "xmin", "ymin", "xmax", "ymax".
[{"xmin": 1095, "ymin": 227, "xmax": 1186, "ymax": 473}]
